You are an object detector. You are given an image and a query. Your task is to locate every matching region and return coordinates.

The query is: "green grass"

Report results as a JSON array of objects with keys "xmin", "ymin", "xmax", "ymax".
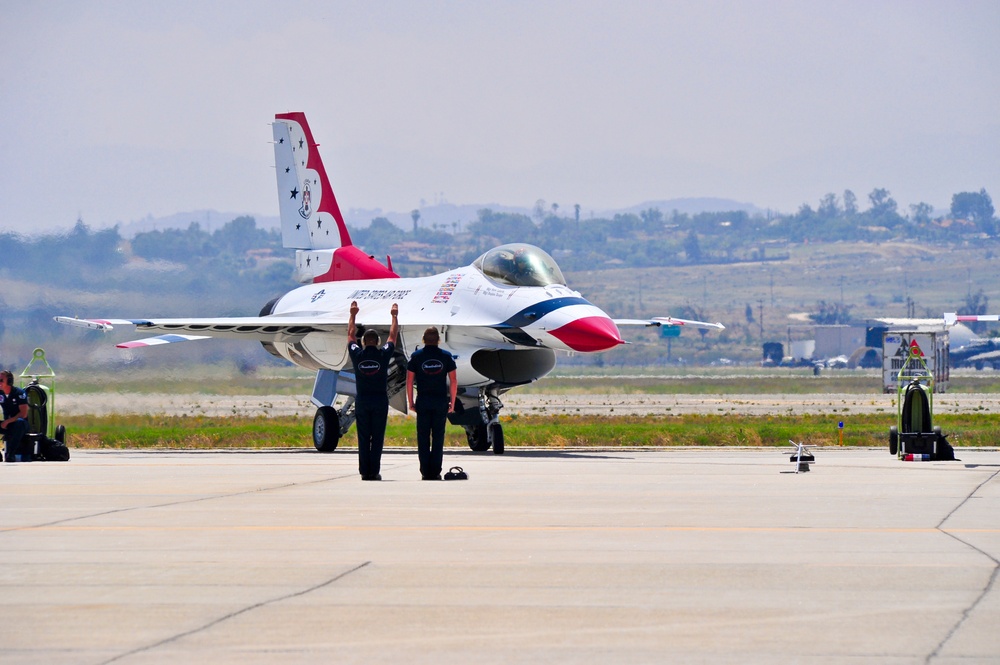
[{"xmin": 62, "ymin": 412, "xmax": 1000, "ymax": 450}]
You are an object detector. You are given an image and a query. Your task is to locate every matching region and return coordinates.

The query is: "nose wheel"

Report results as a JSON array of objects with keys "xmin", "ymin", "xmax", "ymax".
[
  {"xmin": 459, "ymin": 386, "xmax": 505, "ymax": 454},
  {"xmin": 488, "ymin": 421, "xmax": 504, "ymax": 455}
]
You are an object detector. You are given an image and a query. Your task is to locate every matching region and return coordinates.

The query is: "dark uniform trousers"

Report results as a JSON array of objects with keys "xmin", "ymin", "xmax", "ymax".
[
  {"xmin": 2, "ymin": 419, "xmax": 29, "ymax": 462},
  {"xmin": 355, "ymin": 398, "xmax": 388, "ymax": 477},
  {"xmin": 415, "ymin": 396, "xmax": 449, "ymax": 478}
]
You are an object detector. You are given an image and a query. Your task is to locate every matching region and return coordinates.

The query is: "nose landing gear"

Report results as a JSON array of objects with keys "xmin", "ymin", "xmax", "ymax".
[{"xmin": 451, "ymin": 385, "xmax": 505, "ymax": 454}]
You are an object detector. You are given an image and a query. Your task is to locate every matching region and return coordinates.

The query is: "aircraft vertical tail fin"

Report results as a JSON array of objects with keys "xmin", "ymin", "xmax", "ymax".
[
  {"xmin": 272, "ymin": 112, "xmax": 351, "ymax": 250},
  {"xmin": 272, "ymin": 112, "xmax": 398, "ymax": 283}
]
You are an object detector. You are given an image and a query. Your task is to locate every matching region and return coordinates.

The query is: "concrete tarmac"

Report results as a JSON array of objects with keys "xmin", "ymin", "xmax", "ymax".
[{"xmin": 1, "ymin": 447, "xmax": 998, "ymax": 664}]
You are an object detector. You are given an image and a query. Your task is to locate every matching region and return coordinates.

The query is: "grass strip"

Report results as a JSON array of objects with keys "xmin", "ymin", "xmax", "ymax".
[{"xmin": 61, "ymin": 413, "xmax": 1000, "ymax": 449}]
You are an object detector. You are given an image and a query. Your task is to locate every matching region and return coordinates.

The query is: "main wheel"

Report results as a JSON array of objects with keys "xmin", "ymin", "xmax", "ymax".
[
  {"xmin": 489, "ymin": 422, "xmax": 504, "ymax": 455},
  {"xmin": 889, "ymin": 426, "xmax": 898, "ymax": 456},
  {"xmin": 313, "ymin": 406, "xmax": 340, "ymax": 452},
  {"xmin": 467, "ymin": 424, "xmax": 490, "ymax": 452}
]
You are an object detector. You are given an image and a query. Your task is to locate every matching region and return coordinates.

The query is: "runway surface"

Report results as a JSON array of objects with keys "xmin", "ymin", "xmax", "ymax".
[{"xmin": 1, "ymin": 448, "xmax": 998, "ymax": 664}]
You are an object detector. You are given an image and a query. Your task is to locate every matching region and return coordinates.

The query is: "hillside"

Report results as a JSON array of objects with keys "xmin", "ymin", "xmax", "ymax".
[
  {"xmin": 567, "ymin": 240, "xmax": 1000, "ymax": 365},
  {"xmin": 2, "ymin": 235, "xmax": 996, "ymax": 373}
]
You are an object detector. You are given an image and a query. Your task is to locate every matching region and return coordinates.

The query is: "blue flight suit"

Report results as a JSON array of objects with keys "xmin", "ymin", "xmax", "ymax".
[
  {"xmin": 0, "ymin": 385, "xmax": 29, "ymax": 462},
  {"xmin": 349, "ymin": 340, "xmax": 395, "ymax": 478},
  {"xmin": 407, "ymin": 345, "xmax": 457, "ymax": 479}
]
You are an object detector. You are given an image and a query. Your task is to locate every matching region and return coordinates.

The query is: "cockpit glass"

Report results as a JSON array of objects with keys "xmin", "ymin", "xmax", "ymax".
[{"xmin": 473, "ymin": 243, "xmax": 566, "ymax": 287}]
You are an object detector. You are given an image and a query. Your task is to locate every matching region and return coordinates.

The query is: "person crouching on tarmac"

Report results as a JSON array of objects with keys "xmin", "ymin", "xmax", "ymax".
[
  {"xmin": 347, "ymin": 301, "xmax": 399, "ymax": 481},
  {"xmin": 0, "ymin": 370, "xmax": 30, "ymax": 463},
  {"xmin": 406, "ymin": 327, "xmax": 458, "ymax": 480}
]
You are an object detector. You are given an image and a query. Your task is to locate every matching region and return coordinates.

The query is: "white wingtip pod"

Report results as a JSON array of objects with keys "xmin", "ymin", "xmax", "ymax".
[{"xmin": 651, "ymin": 316, "xmax": 726, "ymax": 331}]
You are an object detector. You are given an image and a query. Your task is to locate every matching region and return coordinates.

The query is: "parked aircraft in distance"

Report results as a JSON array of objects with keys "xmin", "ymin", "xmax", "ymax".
[
  {"xmin": 875, "ymin": 314, "xmax": 1000, "ymax": 370},
  {"xmin": 57, "ymin": 112, "xmax": 724, "ymax": 454},
  {"xmin": 945, "ymin": 314, "xmax": 1000, "ymax": 369}
]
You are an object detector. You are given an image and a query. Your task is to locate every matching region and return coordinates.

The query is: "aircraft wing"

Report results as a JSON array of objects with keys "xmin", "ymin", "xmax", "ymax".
[
  {"xmin": 965, "ymin": 349, "xmax": 1000, "ymax": 364},
  {"xmin": 54, "ymin": 315, "xmax": 349, "ymax": 348},
  {"xmin": 614, "ymin": 317, "xmax": 725, "ymax": 330},
  {"xmin": 944, "ymin": 313, "xmax": 1000, "ymax": 326}
]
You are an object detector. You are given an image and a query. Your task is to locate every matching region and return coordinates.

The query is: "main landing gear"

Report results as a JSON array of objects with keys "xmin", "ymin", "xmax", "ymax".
[
  {"xmin": 313, "ymin": 396, "xmax": 356, "ymax": 452},
  {"xmin": 451, "ymin": 386, "xmax": 505, "ymax": 455}
]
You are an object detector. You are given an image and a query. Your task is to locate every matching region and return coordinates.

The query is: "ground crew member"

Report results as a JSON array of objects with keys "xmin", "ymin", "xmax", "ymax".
[
  {"xmin": 406, "ymin": 327, "xmax": 458, "ymax": 480},
  {"xmin": 0, "ymin": 370, "xmax": 30, "ymax": 462},
  {"xmin": 348, "ymin": 301, "xmax": 399, "ymax": 481}
]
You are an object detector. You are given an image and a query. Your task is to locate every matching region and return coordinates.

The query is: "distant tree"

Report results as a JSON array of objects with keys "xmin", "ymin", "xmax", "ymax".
[
  {"xmin": 133, "ymin": 222, "xmax": 212, "ymax": 261},
  {"xmin": 909, "ymin": 202, "xmax": 934, "ymax": 224},
  {"xmin": 639, "ymin": 207, "xmax": 663, "ymax": 225},
  {"xmin": 574, "ymin": 203, "xmax": 581, "ymax": 227},
  {"xmin": 213, "ymin": 216, "xmax": 269, "ymax": 257},
  {"xmin": 351, "ymin": 217, "xmax": 405, "ymax": 256},
  {"xmin": 959, "ymin": 288, "xmax": 991, "ymax": 334},
  {"xmin": 951, "ymin": 189, "xmax": 996, "ymax": 236},
  {"xmin": 960, "ymin": 289, "xmax": 989, "ymax": 316},
  {"xmin": 410, "ymin": 209, "xmax": 421, "ymax": 233},
  {"xmin": 541, "ymin": 214, "xmax": 566, "ymax": 238},
  {"xmin": 809, "ymin": 300, "xmax": 855, "ymax": 325},
  {"xmin": 818, "ymin": 193, "xmax": 839, "ymax": 219},
  {"xmin": 866, "ymin": 188, "xmax": 902, "ymax": 228},
  {"xmin": 471, "ymin": 209, "xmax": 538, "ymax": 245},
  {"xmin": 683, "ymin": 230, "xmax": 702, "ymax": 263},
  {"xmin": 843, "ymin": 190, "xmax": 858, "ymax": 216},
  {"xmin": 745, "ymin": 303, "xmax": 755, "ymax": 324},
  {"xmin": 532, "ymin": 199, "xmax": 547, "ymax": 223},
  {"xmin": 868, "ymin": 188, "xmax": 897, "ymax": 216}
]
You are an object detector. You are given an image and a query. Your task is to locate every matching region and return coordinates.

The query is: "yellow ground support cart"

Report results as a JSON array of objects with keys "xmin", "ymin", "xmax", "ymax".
[
  {"xmin": 18, "ymin": 348, "xmax": 70, "ymax": 461},
  {"xmin": 888, "ymin": 339, "xmax": 954, "ymax": 461}
]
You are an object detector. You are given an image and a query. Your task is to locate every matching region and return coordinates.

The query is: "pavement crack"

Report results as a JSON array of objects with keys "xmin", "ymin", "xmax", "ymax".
[
  {"xmin": 0, "ymin": 472, "xmax": 359, "ymax": 533},
  {"xmin": 97, "ymin": 561, "xmax": 371, "ymax": 665},
  {"xmin": 926, "ymin": 468, "xmax": 1000, "ymax": 664}
]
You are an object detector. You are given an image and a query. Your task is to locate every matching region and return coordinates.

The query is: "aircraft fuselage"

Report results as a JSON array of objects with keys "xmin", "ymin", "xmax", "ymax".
[{"xmin": 262, "ymin": 261, "xmax": 623, "ymax": 389}]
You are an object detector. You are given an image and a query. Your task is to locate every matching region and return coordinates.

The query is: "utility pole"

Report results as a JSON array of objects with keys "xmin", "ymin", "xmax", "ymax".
[{"xmin": 758, "ymin": 298, "xmax": 764, "ymax": 340}]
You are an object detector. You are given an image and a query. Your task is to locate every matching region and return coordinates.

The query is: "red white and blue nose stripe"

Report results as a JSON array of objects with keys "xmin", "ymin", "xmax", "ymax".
[{"xmin": 498, "ymin": 297, "xmax": 624, "ymax": 352}]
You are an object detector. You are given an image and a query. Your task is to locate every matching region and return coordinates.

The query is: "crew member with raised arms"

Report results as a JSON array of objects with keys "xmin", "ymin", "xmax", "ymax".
[
  {"xmin": 347, "ymin": 301, "xmax": 399, "ymax": 481},
  {"xmin": 406, "ymin": 327, "xmax": 458, "ymax": 480}
]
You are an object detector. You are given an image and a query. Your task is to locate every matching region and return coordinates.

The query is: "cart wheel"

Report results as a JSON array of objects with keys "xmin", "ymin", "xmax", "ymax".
[
  {"xmin": 889, "ymin": 426, "xmax": 898, "ymax": 456},
  {"xmin": 55, "ymin": 425, "xmax": 66, "ymax": 444}
]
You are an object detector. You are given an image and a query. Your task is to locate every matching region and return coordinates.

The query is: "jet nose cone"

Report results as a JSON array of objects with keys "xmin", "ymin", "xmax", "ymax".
[{"xmin": 549, "ymin": 316, "xmax": 624, "ymax": 352}]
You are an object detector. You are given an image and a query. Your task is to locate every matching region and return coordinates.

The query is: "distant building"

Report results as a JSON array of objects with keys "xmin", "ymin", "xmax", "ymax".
[{"xmin": 813, "ymin": 325, "xmax": 868, "ymax": 360}]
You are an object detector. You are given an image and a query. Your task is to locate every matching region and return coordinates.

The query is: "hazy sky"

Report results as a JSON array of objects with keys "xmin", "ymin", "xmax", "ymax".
[{"xmin": 2, "ymin": 0, "xmax": 998, "ymax": 233}]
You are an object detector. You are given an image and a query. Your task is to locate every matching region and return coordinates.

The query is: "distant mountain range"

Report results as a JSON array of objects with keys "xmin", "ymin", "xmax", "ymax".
[{"xmin": 115, "ymin": 197, "xmax": 767, "ymax": 238}]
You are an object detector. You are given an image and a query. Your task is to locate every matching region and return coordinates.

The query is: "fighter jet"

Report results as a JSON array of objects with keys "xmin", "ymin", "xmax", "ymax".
[{"xmin": 57, "ymin": 112, "xmax": 724, "ymax": 453}]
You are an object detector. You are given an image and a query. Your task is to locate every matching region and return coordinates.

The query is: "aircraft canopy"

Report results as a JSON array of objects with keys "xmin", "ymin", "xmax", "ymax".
[{"xmin": 474, "ymin": 243, "xmax": 567, "ymax": 287}]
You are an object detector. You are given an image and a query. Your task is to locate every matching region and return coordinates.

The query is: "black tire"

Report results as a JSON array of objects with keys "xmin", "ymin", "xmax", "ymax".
[
  {"xmin": 313, "ymin": 406, "xmax": 340, "ymax": 452},
  {"xmin": 467, "ymin": 424, "xmax": 490, "ymax": 452},
  {"xmin": 55, "ymin": 424, "xmax": 66, "ymax": 444},
  {"xmin": 889, "ymin": 426, "xmax": 898, "ymax": 456},
  {"xmin": 490, "ymin": 422, "xmax": 504, "ymax": 455}
]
